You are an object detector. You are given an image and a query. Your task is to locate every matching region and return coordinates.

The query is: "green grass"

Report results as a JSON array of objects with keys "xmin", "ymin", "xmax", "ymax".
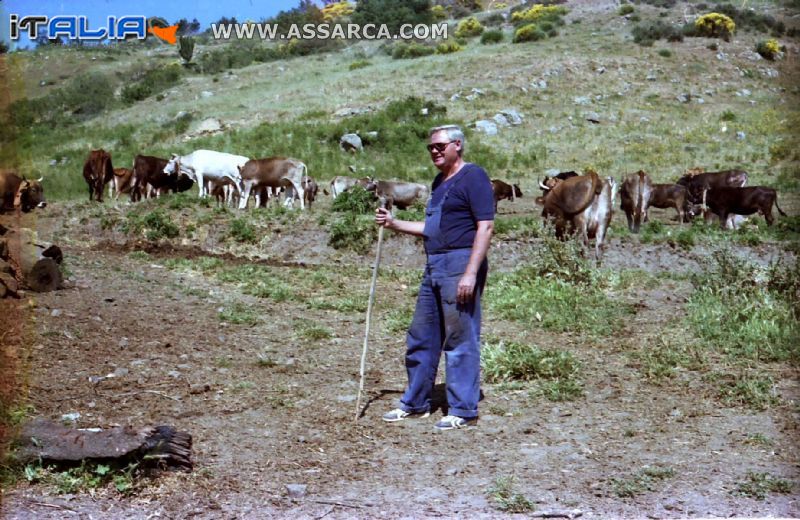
[
  {"xmin": 487, "ymin": 476, "xmax": 534, "ymax": 513},
  {"xmin": 713, "ymin": 373, "xmax": 779, "ymax": 411},
  {"xmin": 20, "ymin": 461, "xmax": 140, "ymax": 496},
  {"xmin": 612, "ymin": 466, "xmax": 675, "ymax": 498},
  {"xmin": 633, "ymin": 335, "xmax": 706, "ymax": 382},
  {"xmin": 734, "ymin": 472, "xmax": 792, "ymax": 500},
  {"xmin": 493, "ymin": 216, "xmax": 542, "ymax": 239},
  {"xmin": 217, "ymin": 302, "xmax": 260, "ymax": 325},
  {"xmin": 482, "ymin": 339, "xmax": 583, "ymax": 401},
  {"xmin": 686, "ymin": 250, "xmax": 799, "ymax": 363}
]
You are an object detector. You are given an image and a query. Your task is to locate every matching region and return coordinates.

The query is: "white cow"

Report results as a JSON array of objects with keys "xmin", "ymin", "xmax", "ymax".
[{"xmin": 164, "ymin": 150, "xmax": 249, "ymax": 205}]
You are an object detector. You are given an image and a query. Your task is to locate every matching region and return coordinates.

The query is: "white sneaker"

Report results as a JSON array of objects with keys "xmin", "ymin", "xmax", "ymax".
[
  {"xmin": 434, "ymin": 415, "xmax": 476, "ymax": 430},
  {"xmin": 382, "ymin": 408, "xmax": 431, "ymax": 422}
]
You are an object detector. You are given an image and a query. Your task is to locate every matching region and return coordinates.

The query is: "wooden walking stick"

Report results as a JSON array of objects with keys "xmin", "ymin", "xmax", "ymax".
[{"xmin": 354, "ymin": 204, "xmax": 387, "ymax": 421}]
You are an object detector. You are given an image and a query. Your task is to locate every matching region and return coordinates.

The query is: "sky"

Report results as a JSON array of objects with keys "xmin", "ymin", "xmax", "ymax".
[{"xmin": 1, "ymin": 0, "xmax": 305, "ymax": 48}]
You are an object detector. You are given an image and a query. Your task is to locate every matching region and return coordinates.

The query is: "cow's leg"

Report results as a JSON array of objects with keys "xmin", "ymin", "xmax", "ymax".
[
  {"xmin": 239, "ymin": 180, "xmax": 253, "ymax": 210},
  {"xmin": 197, "ymin": 174, "xmax": 206, "ymax": 198},
  {"xmin": 718, "ymin": 211, "xmax": 729, "ymax": 229},
  {"xmin": 764, "ymin": 205, "xmax": 774, "ymax": 226},
  {"xmin": 676, "ymin": 204, "xmax": 684, "ymax": 228}
]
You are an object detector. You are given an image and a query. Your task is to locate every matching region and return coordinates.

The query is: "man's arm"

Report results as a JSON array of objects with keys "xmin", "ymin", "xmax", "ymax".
[
  {"xmin": 375, "ymin": 207, "xmax": 426, "ymax": 237},
  {"xmin": 456, "ymin": 220, "xmax": 493, "ymax": 304}
]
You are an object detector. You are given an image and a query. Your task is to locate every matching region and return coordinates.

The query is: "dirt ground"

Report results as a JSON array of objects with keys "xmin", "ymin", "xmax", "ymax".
[{"xmin": 1, "ymin": 195, "xmax": 798, "ymax": 519}]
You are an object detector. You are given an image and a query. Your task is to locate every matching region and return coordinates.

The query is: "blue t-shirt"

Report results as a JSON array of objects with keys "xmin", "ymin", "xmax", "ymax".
[{"xmin": 428, "ymin": 163, "xmax": 495, "ymax": 250}]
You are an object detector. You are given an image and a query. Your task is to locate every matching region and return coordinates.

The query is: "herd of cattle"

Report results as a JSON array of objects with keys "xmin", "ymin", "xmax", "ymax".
[{"xmin": 0, "ymin": 147, "xmax": 790, "ymax": 262}]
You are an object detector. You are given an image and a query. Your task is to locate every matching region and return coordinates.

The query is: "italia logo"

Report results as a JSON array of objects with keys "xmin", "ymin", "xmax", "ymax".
[{"xmin": 9, "ymin": 14, "xmax": 179, "ymax": 44}]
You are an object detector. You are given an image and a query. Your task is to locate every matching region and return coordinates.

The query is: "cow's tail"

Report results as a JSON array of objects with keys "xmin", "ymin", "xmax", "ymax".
[
  {"xmin": 635, "ymin": 170, "xmax": 646, "ymax": 230},
  {"xmin": 588, "ymin": 169, "xmax": 602, "ymax": 195},
  {"xmin": 775, "ymin": 196, "xmax": 788, "ymax": 217},
  {"xmin": 511, "ymin": 184, "xmax": 516, "ymax": 203}
]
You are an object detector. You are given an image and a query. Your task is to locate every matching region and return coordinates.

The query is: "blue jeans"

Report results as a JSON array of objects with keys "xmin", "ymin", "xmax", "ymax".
[{"xmin": 399, "ymin": 249, "xmax": 487, "ymax": 419}]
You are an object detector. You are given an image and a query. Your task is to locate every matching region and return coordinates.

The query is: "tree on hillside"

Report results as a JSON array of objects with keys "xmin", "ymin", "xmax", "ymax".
[
  {"xmin": 176, "ymin": 18, "xmax": 202, "ymax": 35},
  {"xmin": 271, "ymin": 0, "xmax": 325, "ymax": 31},
  {"xmin": 351, "ymin": 0, "xmax": 434, "ymax": 34},
  {"xmin": 0, "ymin": 41, "xmax": 8, "ymax": 54}
]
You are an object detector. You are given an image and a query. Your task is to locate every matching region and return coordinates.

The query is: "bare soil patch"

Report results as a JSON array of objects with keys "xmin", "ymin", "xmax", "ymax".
[{"xmin": 1, "ymin": 200, "xmax": 798, "ymax": 519}]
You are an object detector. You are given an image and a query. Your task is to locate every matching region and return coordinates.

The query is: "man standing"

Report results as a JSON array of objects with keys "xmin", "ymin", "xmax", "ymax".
[{"xmin": 375, "ymin": 124, "xmax": 494, "ymax": 430}]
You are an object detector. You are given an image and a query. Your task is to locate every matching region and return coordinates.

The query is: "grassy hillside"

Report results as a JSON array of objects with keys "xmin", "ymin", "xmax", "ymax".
[{"xmin": 1, "ymin": 0, "xmax": 798, "ymax": 200}]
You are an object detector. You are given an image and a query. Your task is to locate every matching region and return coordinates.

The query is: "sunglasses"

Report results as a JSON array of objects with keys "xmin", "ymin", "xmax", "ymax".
[{"xmin": 426, "ymin": 140, "xmax": 455, "ymax": 153}]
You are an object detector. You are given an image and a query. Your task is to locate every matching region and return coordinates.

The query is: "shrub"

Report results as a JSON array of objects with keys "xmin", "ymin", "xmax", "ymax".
[
  {"xmin": 483, "ymin": 13, "xmax": 506, "ymax": 27},
  {"xmin": 455, "ymin": 17, "xmax": 485, "ymax": 38},
  {"xmin": 351, "ymin": 0, "xmax": 434, "ymax": 34},
  {"xmin": 658, "ymin": 48, "xmax": 672, "ymax": 57},
  {"xmin": 349, "ymin": 59, "xmax": 372, "ymax": 70},
  {"xmin": 511, "ymin": 4, "xmax": 568, "ymax": 25},
  {"xmin": 720, "ymin": 109, "xmax": 736, "ymax": 121},
  {"xmin": 756, "ymin": 39, "xmax": 781, "ymax": 60},
  {"xmin": 328, "ymin": 213, "xmax": 377, "ymax": 253},
  {"xmin": 178, "ymin": 36, "xmax": 195, "ymax": 63},
  {"xmin": 392, "ymin": 41, "xmax": 435, "ymax": 59},
  {"xmin": 321, "ymin": 1, "xmax": 355, "ymax": 21},
  {"xmin": 431, "ymin": 5, "xmax": 447, "ymax": 20},
  {"xmin": 481, "ymin": 29, "xmax": 504, "ymax": 44},
  {"xmin": 695, "ymin": 12, "xmax": 735, "ymax": 41},
  {"xmin": 619, "ymin": 4, "xmax": 635, "ymax": 15},
  {"xmin": 632, "ymin": 21, "xmax": 683, "ymax": 46},
  {"xmin": 513, "ymin": 23, "xmax": 546, "ymax": 43},
  {"xmin": 436, "ymin": 41, "xmax": 463, "ymax": 54},
  {"xmin": 121, "ymin": 64, "xmax": 182, "ymax": 104},
  {"xmin": 331, "ymin": 186, "xmax": 376, "ymax": 213}
]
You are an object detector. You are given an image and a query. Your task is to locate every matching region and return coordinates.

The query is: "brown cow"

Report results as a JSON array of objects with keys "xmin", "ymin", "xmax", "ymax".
[
  {"xmin": 491, "ymin": 179, "xmax": 523, "ymax": 212},
  {"xmin": 238, "ymin": 157, "xmax": 307, "ymax": 210},
  {"xmin": 702, "ymin": 186, "xmax": 787, "ymax": 228},
  {"xmin": 0, "ymin": 171, "xmax": 46, "ymax": 213},
  {"xmin": 620, "ymin": 170, "xmax": 653, "ymax": 233},
  {"xmin": 536, "ymin": 170, "xmax": 604, "ymax": 239},
  {"xmin": 109, "ymin": 167, "xmax": 133, "ymax": 200},
  {"xmin": 537, "ymin": 170, "xmax": 615, "ymax": 262},
  {"xmin": 676, "ymin": 169, "xmax": 748, "ymax": 204},
  {"xmin": 285, "ymin": 176, "xmax": 319, "ymax": 208},
  {"xmin": 130, "ymin": 155, "xmax": 193, "ymax": 201},
  {"xmin": 648, "ymin": 184, "xmax": 690, "ymax": 225},
  {"xmin": 82, "ymin": 149, "xmax": 114, "ymax": 202}
]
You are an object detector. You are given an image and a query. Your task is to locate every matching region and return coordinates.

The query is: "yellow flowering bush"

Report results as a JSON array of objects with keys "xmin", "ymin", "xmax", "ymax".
[
  {"xmin": 436, "ymin": 41, "xmax": 463, "ymax": 54},
  {"xmin": 431, "ymin": 5, "xmax": 447, "ymax": 20},
  {"xmin": 322, "ymin": 1, "xmax": 355, "ymax": 22},
  {"xmin": 513, "ymin": 23, "xmax": 545, "ymax": 43},
  {"xmin": 495, "ymin": 3, "xmax": 508, "ymax": 9},
  {"xmin": 455, "ymin": 17, "xmax": 485, "ymax": 38},
  {"xmin": 511, "ymin": 5, "xmax": 568, "ymax": 24},
  {"xmin": 695, "ymin": 13, "xmax": 735, "ymax": 41},
  {"xmin": 756, "ymin": 39, "xmax": 781, "ymax": 60}
]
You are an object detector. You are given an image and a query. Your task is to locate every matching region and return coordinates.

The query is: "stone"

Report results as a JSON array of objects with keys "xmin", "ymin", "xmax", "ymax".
[
  {"xmin": 286, "ymin": 484, "xmax": 307, "ymax": 498},
  {"xmin": 498, "ymin": 109, "xmax": 523, "ymax": 125},
  {"xmin": 339, "ymin": 133, "xmax": 363, "ymax": 153},
  {"xmin": 473, "ymin": 120, "xmax": 498, "ymax": 135},
  {"xmin": 573, "ymin": 96, "xmax": 590, "ymax": 106},
  {"xmin": 736, "ymin": 131, "xmax": 746, "ymax": 141},
  {"xmin": 493, "ymin": 114, "xmax": 510, "ymax": 127},
  {"xmin": 200, "ymin": 91, "xmax": 214, "ymax": 98},
  {"xmin": 193, "ymin": 118, "xmax": 224, "ymax": 135}
]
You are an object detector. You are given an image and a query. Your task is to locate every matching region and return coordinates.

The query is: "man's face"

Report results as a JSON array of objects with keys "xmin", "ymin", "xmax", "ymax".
[{"xmin": 427, "ymin": 131, "xmax": 460, "ymax": 171}]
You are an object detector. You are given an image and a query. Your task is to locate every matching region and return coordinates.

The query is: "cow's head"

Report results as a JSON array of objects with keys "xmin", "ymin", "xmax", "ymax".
[
  {"xmin": 15, "ymin": 176, "xmax": 46, "ymax": 212},
  {"xmin": 513, "ymin": 184, "xmax": 523, "ymax": 197},
  {"xmin": 539, "ymin": 176, "xmax": 561, "ymax": 192},
  {"xmin": 163, "ymin": 154, "xmax": 180, "ymax": 176}
]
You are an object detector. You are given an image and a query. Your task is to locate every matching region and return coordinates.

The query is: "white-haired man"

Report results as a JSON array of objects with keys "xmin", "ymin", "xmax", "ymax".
[{"xmin": 375, "ymin": 124, "xmax": 494, "ymax": 430}]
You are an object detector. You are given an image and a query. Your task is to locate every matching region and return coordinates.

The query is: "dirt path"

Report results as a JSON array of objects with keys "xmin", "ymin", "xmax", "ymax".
[{"xmin": 1, "ymin": 201, "xmax": 799, "ymax": 519}]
